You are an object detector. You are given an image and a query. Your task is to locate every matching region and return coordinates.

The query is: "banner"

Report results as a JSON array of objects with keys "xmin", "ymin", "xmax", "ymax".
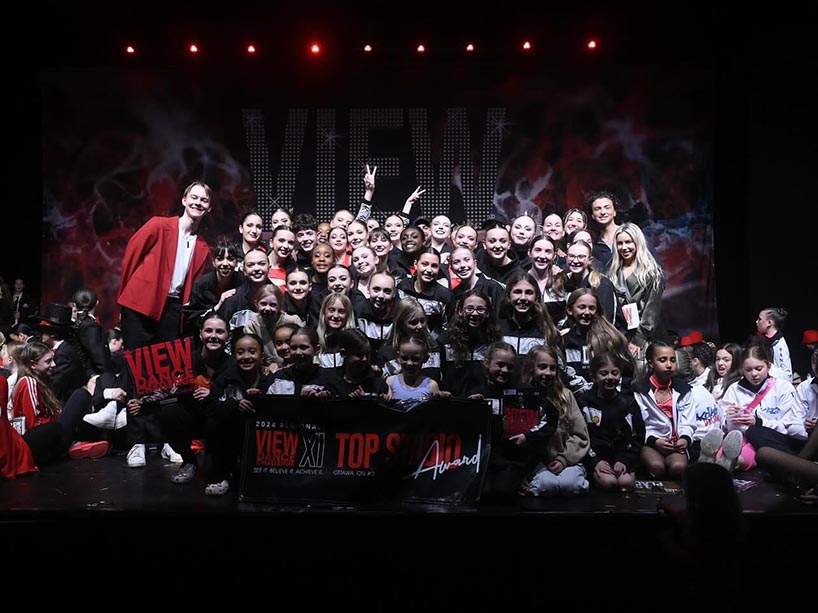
[
  {"xmin": 238, "ymin": 396, "xmax": 492, "ymax": 506},
  {"xmin": 123, "ymin": 337, "xmax": 197, "ymax": 400}
]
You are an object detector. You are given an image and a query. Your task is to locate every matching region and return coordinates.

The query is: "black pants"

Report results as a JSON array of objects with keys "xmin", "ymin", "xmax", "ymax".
[
  {"xmin": 120, "ymin": 298, "xmax": 182, "ymax": 350},
  {"xmin": 746, "ymin": 425, "xmax": 805, "ymax": 455},
  {"xmin": 160, "ymin": 399, "xmax": 204, "ymax": 466},
  {"xmin": 23, "ymin": 422, "xmax": 63, "ymax": 466}
]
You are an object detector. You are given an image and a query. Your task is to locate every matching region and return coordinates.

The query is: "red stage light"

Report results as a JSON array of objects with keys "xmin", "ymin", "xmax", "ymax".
[
  {"xmin": 310, "ymin": 43, "xmax": 321, "ymax": 55},
  {"xmin": 363, "ymin": 44, "xmax": 372, "ymax": 53},
  {"xmin": 522, "ymin": 40, "xmax": 532, "ymax": 51},
  {"xmin": 125, "ymin": 45, "xmax": 135, "ymax": 55},
  {"xmin": 465, "ymin": 43, "xmax": 475, "ymax": 52},
  {"xmin": 189, "ymin": 43, "xmax": 198, "ymax": 54},
  {"xmin": 416, "ymin": 43, "xmax": 426, "ymax": 54},
  {"xmin": 587, "ymin": 39, "xmax": 597, "ymax": 50},
  {"xmin": 247, "ymin": 44, "xmax": 256, "ymax": 54}
]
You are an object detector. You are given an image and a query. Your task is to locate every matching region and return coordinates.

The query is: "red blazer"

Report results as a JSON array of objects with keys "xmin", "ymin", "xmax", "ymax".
[{"xmin": 117, "ymin": 216, "xmax": 210, "ymax": 321}]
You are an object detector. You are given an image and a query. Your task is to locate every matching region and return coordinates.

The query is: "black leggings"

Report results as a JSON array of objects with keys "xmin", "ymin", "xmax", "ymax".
[{"xmin": 23, "ymin": 422, "xmax": 63, "ymax": 466}]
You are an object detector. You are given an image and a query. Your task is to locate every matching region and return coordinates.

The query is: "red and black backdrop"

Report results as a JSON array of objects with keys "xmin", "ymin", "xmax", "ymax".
[{"xmin": 39, "ymin": 62, "xmax": 716, "ymax": 335}]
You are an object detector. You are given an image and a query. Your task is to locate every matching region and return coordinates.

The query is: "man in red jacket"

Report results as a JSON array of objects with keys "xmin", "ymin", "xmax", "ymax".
[{"xmin": 117, "ymin": 181, "xmax": 213, "ymax": 350}]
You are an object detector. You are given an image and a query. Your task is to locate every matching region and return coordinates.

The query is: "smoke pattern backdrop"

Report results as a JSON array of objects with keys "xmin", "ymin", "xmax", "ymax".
[{"xmin": 40, "ymin": 64, "xmax": 715, "ymax": 335}]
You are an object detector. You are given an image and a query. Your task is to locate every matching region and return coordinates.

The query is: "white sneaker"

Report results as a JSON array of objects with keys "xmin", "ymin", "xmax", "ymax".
[
  {"xmin": 114, "ymin": 409, "xmax": 127, "ymax": 430},
  {"xmin": 698, "ymin": 428, "xmax": 724, "ymax": 464},
  {"xmin": 161, "ymin": 443, "xmax": 184, "ymax": 464},
  {"xmin": 82, "ymin": 401, "xmax": 117, "ymax": 430},
  {"xmin": 716, "ymin": 430, "xmax": 744, "ymax": 472},
  {"xmin": 127, "ymin": 444, "xmax": 146, "ymax": 468}
]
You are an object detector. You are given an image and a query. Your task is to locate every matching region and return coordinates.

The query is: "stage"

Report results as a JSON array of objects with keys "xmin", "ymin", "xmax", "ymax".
[{"xmin": 2, "ymin": 448, "xmax": 814, "ymax": 608}]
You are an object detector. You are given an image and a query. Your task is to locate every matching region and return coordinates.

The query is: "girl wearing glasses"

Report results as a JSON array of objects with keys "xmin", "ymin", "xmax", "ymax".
[
  {"xmin": 440, "ymin": 290, "xmax": 502, "ymax": 397},
  {"xmin": 562, "ymin": 239, "xmax": 624, "ymax": 331}
]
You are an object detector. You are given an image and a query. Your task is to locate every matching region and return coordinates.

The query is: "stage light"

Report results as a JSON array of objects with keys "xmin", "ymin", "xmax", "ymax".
[
  {"xmin": 465, "ymin": 43, "xmax": 475, "ymax": 52},
  {"xmin": 522, "ymin": 40, "xmax": 532, "ymax": 51},
  {"xmin": 587, "ymin": 39, "xmax": 597, "ymax": 50},
  {"xmin": 363, "ymin": 44, "xmax": 372, "ymax": 53},
  {"xmin": 189, "ymin": 43, "xmax": 199, "ymax": 54},
  {"xmin": 125, "ymin": 45, "xmax": 135, "ymax": 55},
  {"xmin": 416, "ymin": 43, "xmax": 426, "ymax": 54},
  {"xmin": 310, "ymin": 43, "xmax": 321, "ymax": 55},
  {"xmin": 247, "ymin": 44, "xmax": 256, "ymax": 54}
]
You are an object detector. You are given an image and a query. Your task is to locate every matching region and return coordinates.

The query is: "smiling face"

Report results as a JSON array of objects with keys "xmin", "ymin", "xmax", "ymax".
[
  {"xmin": 402, "ymin": 309, "xmax": 427, "ymax": 335},
  {"xmin": 270, "ymin": 229, "xmax": 295, "ymax": 262},
  {"xmin": 213, "ymin": 251, "xmax": 238, "ymax": 280},
  {"xmin": 295, "ymin": 227, "xmax": 317, "ymax": 253},
  {"xmin": 182, "ymin": 184, "xmax": 211, "ymax": 221},
  {"xmin": 528, "ymin": 238, "xmax": 555, "ymax": 273},
  {"xmin": 234, "ymin": 336, "xmax": 263, "ymax": 374},
  {"xmin": 271, "ymin": 210, "xmax": 292, "ymax": 229},
  {"xmin": 242, "ymin": 250, "xmax": 270, "ymax": 285},
  {"xmin": 509, "ymin": 280, "xmax": 536, "ymax": 315},
  {"xmin": 331, "ymin": 210, "xmax": 354, "ymax": 229},
  {"xmin": 32, "ymin": 351, "xmax": 55, "ymax": 377},
  {"xmin": 397, "ymin": 341, "xmax": 426, "ymax": 377},
  {"xmin": 531, "ymin": 350, "xmax": 558, "ymax": 388},
  {"xmin": 368, "ymin": 232, "xmax": 392, "ymax": 258},
  {"xmin": 256, "ymin": 293, "xmax": 281, "ymax": 323},
  {"xmin": 323, "ymin": 296, "xmax": 348, "ymax": 330},
  {"xmin": 484, "ymin": 228, "xmax": 510, "ymax": 263},
  {"xmin": 591, "ymin": 197, "xmax": 615, "ymax": 225},
  {"xmin": 351, "ymin": 247, "xmax": 377, "ymax": 278},
  {"xmin": 200, "ymin": 317, "xmax": 229, "ymax": 353},
  {"xmin": 329, "ymin": 227, "xmax": 348, "ymax": 254},
  {"xmin": 327, "ymin": 266, "xmax": 352, "ymax": 294},
  {"xmin": 511, "ymin": 216, "xmax": 536, "ymax": 247},
  {"xmin": 568, "ymin": 293, "xmax": 598, "ymax": 328},
  {"xmin": 566, "ymin": 242, "xmax": 591, "ymax": 276},
  {"xmin": 564, "ymin": 210, "xmax": 587, "ymax": 233},
  {"xmin": 346, "ymin": 221, "xmax": 368, "ymax": 250},
  {"xmin": 274, "ymin": 327, "xmax": 295, "ymax": 363},
  {"xmin": 400, "ymin": 227, "xmax": 423, "ymax": 256},
  {"xmin": 311, "ymin": 244, "xmax": 334, "ymax": 275},
  {"xmin": 460, "ymin": 294, "xmax": 489, "ymax": 328},
  {"xmin": 384, "ymin": 215, "xmax": 405, "ymax": 242},
  {"xmin": 290, "ymin": 333, "xmax": 318, "ymax": 367},
  {"xmin": 593, "ymin": 361, "xmax": 622, "ymax": 394},
  {"xmin": 485, "ymin": 349, "xmax": 515, "ymax": 386},
  {"xmin": 317, "ymin": 223, "xmax": 331, "ymax": 243},
  {"xmin": 542, "ymin": 214, "xmax": 564, "ymax": 242},
  {"xmin": 431, "ymin": 215, "xmax": 452, "ymax": 242},
  {"xmin": 285, "ymin": 270, "xmax": 310, "ymax": 302},
  {"xmin": 414, "ymin": 252, "xmax": 440, "ymax": 286},
  {"xmin": 450, "ymin": 248, "xmax": 476, "ymax": 280},
  {"xmin": 453, "ymin": 226, "xmax": 478, "ymax": 250},
  {"xmin": 239, "ymin": 214, "xmax": 263, "ymax": 247},
  {"xmin": 368, "ymin": 273, "xmax": 395, "ymax": 312},
  {"xmin": 615, "ymin": 231, "xmax": 636, "ymax": 264}
]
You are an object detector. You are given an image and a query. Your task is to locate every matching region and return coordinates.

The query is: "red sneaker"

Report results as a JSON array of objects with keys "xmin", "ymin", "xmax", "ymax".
[{"xmin": 68, "ymin": 440, "xmax": 110, "ymax": 460}]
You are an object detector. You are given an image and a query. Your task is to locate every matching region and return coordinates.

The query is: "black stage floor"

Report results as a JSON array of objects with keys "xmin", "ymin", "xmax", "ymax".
[{"xmin": 2, "ymin": 449, "xmax": 815, "ymax": 608}]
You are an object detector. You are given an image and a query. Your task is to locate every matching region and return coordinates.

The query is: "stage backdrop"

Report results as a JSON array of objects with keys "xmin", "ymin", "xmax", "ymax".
[{"xmin": 40, "ymin": 64, "xmax": 716, "ymax": 336}]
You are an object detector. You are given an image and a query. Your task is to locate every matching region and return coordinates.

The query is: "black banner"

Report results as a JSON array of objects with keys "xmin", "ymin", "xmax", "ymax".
[{"xmin": 238, "ymin": 396, "xmax": 492, "ymax": 506}]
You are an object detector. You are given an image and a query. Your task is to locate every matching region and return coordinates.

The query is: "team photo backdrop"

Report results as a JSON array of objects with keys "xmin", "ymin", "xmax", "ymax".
[{"xmin": 40, "ymin": 64, "xmax": 716, "ymax": 336}]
